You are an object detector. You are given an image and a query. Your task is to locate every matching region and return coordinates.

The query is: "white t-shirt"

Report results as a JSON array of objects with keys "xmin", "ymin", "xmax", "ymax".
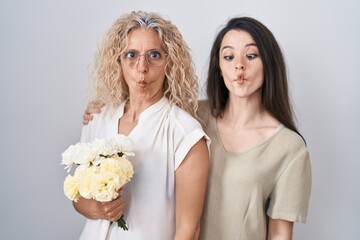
[{"xmin": 79, "ymin": 97, "xmax": 210, "ymax": 240}]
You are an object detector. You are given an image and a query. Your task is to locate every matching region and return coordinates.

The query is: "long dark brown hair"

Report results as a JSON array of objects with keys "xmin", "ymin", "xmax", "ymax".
[{"xmin": 207, "ymin": 16, "xmax": 303, "ymax": 139}]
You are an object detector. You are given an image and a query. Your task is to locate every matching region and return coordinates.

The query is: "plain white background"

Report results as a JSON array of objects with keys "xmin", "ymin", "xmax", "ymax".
[{"xmin": 1, "ymin": 0, "xmax": 359, "ymax": 239}]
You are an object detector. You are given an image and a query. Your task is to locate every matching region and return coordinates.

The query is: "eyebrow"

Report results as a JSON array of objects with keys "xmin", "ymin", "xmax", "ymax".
[
  {"xmin": 221, "ymin": 43, "xmax": 257, "ymax": 51},
  {"xmin": 123, "ymin": 48, "xmax": 163, "ymax": 53}
]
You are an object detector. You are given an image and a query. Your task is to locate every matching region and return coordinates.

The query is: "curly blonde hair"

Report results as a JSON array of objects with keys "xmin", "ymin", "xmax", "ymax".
[{"xmin": 92, "ymin": 11, "xmax": 199, "ymax": 117}]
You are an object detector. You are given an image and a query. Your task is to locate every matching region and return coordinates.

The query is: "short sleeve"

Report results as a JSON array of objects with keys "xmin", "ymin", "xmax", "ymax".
[
  {"xmin": 170, "ymin": 106, "xmax": 211, "ymax": 170},
  {"xmin": 174, "ymin": 128, "xmax": 210, "ymax": 170},
  {"xmin": 267, "ymin": 149, "xmax": 312, "ymax": 223}
]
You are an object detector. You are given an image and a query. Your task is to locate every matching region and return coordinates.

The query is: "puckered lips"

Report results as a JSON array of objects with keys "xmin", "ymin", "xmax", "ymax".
[
  {"xmin": 137, "ymin": 80, "xmax": 149, "ymax": 88},
  {"xmin": 235, "ymin": 74, "xmax": 245, "ymax": 84}
]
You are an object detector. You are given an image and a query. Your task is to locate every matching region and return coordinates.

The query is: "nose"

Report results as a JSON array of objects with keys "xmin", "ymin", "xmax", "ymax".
[
  {"xmin": 235, "ymin": 56, "xmax": 245, "ymax": 70},
  {"xmin": 136, "ymin": 55, "xmax": 149, "ymax": 73}
]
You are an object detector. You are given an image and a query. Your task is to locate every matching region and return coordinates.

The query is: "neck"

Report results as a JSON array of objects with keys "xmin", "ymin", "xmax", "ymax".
[
  {"xmin": 222, "ymin": 94, "xmax": 265, "ymax": 127},
  {"xmin": 125, "ymin": 94, "xmax": 163, "ymax": 122}
]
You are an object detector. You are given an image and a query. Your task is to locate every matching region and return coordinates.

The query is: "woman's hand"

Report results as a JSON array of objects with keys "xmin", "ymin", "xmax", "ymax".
[
  {"xmin": 83, "ymin": 101, "xmax": 102, "ymax": 125},
  {"xmin": 73, "ymin": 189, "xmax": 125, "ymax": 222}
]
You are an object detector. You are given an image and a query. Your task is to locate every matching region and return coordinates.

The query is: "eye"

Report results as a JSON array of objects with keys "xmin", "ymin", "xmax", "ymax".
[
  {"xmin": 147, "ymin": 50, "xmax": 162, "ymax": 59},
  {"xmin": 124, "ymin": 51, "xmax": 137, "ymax": 59},
  {"xmin": 246, "ymin": 53, "xmax": 258, "ymax": 60},
  {"xmin": 223, "ymin": 55, "xmax": 234, "ymax": 61}
]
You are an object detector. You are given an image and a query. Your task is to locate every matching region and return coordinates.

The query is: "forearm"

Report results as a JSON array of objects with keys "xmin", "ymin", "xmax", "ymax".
[
  {"xmin": 174, "ymin": 220, "xmax": 201, "ymax": 240},
  {"xmin": 268, "ymin": 235, "xmax": 292, "ymax": 240},
  {"xmin": 174, "ymin": 225, "xmax": 198, "ymax": 240},
  {"xmin": 267, "ymin": 218, "xmax": 293, "ymax": 240}
]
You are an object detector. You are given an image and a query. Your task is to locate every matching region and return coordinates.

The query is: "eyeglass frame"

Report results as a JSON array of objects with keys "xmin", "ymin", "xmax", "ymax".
[{"xmin": 117, "ymin": 49, "xmax": 168, "ymax": 67}]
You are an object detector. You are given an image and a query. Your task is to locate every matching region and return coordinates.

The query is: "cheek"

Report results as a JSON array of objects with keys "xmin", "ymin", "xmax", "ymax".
[
  {"xmin": 255, "ymin": 68, "xmax": 264, "ymax": 79},
  {"xmin": 153, "ymin": 69, "xmax": 166, "ymax": 82},
  {"xmin": 219, "ymin": 63, "xmax": 231, "ymax": 80},
  {"xmin": 122, "ymin": 70, "xmax": 133, "ymax": 85},
  {"xmin": 251, "ymin": 63, "xmax": 264, "ymax": 81},
  {"xmin": 121, "ymin": 66, "xmax": 131, "ymax": 79}
]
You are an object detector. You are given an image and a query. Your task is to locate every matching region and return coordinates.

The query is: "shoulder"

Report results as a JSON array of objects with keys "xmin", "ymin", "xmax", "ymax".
[
  {"xmin": 100, "ymin": 104, "xmax": 122, "ymax": 120},
  {"xmin": 198, "ymin": 99, "xmax": 210, "ymax": 110},
  {"xmin": 277, "ymin": 127, "xmax": 307, "ymax": 150},
  {"xmin": 165, "ymin": 104, "xmax": 209, "ymax": 142},
  {"xmin": 81, "ymin": 103, "xmax": 123, "ymax": 142},
  {"xmin": 90, "ymin": 104, "xmax": 122, "ymax": 126},
  {"xmin": 197, "ymin": 99, "xmax": 212, "ymax": 128},
  {"xmin": 272, "ymin": 126, "xmax": 310, "ymax": 164},
  {"xmin": 263, "ymin": 126, "xmax": 309, "ymax": 162},
  {"xmin": 169, "ymin": 104, "xmax": 203, "ymax": 130},
  {"xmin": 198, "ymin": 99, "xmax": 211, "ymax": 119}
]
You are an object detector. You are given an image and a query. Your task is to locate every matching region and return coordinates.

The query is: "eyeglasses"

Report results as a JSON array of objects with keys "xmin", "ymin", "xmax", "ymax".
[{"xmin": 118, "ymin": 50, "xmax": 167, "ymax": 67}]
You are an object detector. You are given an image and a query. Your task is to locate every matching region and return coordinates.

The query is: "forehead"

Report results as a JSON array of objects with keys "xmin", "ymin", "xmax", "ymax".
[
  {"xmin": 220, "ymin": 29, "xmax": 256, "ymax": 49},
  {"xmin": 125, "ymin": 28, "xmax": 163, "ymax": 50}
]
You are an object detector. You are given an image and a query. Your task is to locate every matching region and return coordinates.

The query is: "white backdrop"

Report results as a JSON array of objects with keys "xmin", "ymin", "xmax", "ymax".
[{"xmin": 1, "ymin": 0, "xmax": 359, "ymax": 239}]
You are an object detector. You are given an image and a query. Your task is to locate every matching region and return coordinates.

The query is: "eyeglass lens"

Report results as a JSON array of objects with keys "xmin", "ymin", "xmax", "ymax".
[{"xmin": 120, "ymin": 50, "xmax": 166, "ymax": 67}]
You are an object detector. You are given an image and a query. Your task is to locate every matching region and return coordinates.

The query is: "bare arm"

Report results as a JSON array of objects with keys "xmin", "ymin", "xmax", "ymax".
[
  {"xmin": 73, "ymin": 192, "xmax": 125, "ymax": 222},
  {"xmin": 175, "ymin": 138, "xmax": 209, "ymax": 240},
  {"xmin": 268, "ymin": 218, "xmax": 294, "ymax": 240}
]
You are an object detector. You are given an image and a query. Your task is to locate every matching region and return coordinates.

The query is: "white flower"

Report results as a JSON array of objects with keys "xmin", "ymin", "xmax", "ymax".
[
  {"xmin": 112, "ymin": 155, "xmax": 134, "ymax": 181},
  {"xmin": 92, "ymin": 138, "xmax": 117, "ymax": 156},
  {"xmin": 62, "ymin": 135, "xmax": 134, "ymax": 200},
  {"xmin": 91, "ymin": 171, "xmax": 119, "ymax": 202},
  {"xmin": 62, "ymin": 135, "xmax": 134, "ymax": 230},
  {"xmin": 63, "ymin": 175, "xmax": 80, "ymax": 201},
  {"xmin": 92, "ymin": 155, "xmax": 106, "ymax": 166},
  {"xmin": 112, "ymin": 135, "xmax": 135, "ymax": 156},
  {"xmin": 61, "ymin": 142, "xmax": 97, "ymax": 172},
  {"xmin": 77, "ymin": 165, "xmax": 97, "ymax": 199}
]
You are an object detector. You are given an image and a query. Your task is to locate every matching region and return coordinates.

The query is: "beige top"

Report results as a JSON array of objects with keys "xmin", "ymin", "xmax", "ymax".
[{"xmin": 198, "ymin": 102, "xmax": 311, "ymax": 240}]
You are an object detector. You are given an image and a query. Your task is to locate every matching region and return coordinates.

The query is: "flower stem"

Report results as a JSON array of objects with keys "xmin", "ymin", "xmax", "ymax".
[{"xmin": 117, "ymin": 215, "xmax": 128, "ymax": 231}]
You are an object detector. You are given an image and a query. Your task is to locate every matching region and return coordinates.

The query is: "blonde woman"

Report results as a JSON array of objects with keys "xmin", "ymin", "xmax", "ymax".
[{"xmin": 74, "ymin": 11, "xmax": 210, "ymax": 240}]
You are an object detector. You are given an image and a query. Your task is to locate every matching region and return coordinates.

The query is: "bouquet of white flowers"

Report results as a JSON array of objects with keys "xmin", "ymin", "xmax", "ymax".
[{"xmin": 61, "ymin": 135, "xmax": 134, "ymax": 231}]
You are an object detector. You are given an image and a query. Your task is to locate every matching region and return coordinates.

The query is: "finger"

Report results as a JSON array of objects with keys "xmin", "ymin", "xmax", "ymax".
[
  {"xmin": 117, "ymin": 187, "xmax": 124, "ymax": 196},
  {"xmin": 102, "ymin": 200, "xmax": 125, "ymax": 221},
  {"xmin": 83, "ymin": 114, "xmax": 93, "ymax": 121},
  {"xmin": 90, "ymin": 104, "xmax": 102, "ymax": 113},
  {"xmin": 101, "ymin": 203, "xmax": 114, "ymax": 221},
  {"xmin": 92, "ymin": 101, "xmax": 104, "ymax": 108},
  {"xmin": 109, "ymin": 195, "xmax": 125, "ymax": 208},
  {"xmin": 85, "ymin": 106, "xmax": 97, "ymax": 114},
  {"xmin": 82, "ymin": 114, "xmax": 93, "ymax": 125},
  {"xmin": 109, "ymin": 202, "xmax": 126, "ymax": 221},
  {"xmin": 88, "ymin": 106, "xmax": 101, "ymax": 114},
  {"xmin": 88, "ymin": 101, "xmax": 103, "ymax": 111}
]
